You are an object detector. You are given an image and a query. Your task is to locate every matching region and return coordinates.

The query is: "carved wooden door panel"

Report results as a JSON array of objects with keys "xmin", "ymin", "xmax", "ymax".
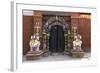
[{"xmin": 49, "ymin": 25, "xmax": 65, "ymax": 53}]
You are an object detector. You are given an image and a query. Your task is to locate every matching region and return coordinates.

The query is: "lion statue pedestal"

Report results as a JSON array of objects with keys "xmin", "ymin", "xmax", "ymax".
[
  {"xmin": 71, "ymin": 34, "xmax": 84, "ymax": 58},
  {"xmin": 26, "ymin": 34, "xmax": 43, "ymax": 60}
]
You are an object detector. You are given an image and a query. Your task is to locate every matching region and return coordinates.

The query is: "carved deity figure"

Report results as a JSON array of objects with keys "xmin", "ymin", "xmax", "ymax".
[
  {"xmin": 73, "ymin": 34, "xmax": 82, "ymax": 51},
  {"xmin": 29, "ymin": 34, "xmax": 40, "ymax": 52}
]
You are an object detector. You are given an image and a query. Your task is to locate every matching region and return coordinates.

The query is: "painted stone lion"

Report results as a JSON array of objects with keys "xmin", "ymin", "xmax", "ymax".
[
  {"xmin": 29, "ymin": 34, "xmax": 40, "ymax": 52},
  {"xmin": 73, "ymin": 34, "xmax": 82, "ymax": 51}
]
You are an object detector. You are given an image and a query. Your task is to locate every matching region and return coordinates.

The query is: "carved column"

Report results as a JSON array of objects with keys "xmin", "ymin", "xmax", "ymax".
[
  {"xmin": 71, "ymin": 13, "xmax": 80, "ymax": 28},
  {"xmin": 33, "ymin": 11, "xmax": 42, "ymax": 36}
]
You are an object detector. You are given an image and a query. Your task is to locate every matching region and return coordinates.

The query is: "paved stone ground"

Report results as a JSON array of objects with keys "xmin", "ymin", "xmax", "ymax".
[{"xmin": 23, "ymin": 52, "xmax": 90, "ymax": 62}]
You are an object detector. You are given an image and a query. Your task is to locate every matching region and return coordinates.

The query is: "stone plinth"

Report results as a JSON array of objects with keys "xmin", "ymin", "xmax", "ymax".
[
  {"xmin": 26, "ymin": 50, "xmax": 43, "ymax": 60},
  {"xmin": 71, "ymin": 50, "xmax": 84, "ymax": 58}
]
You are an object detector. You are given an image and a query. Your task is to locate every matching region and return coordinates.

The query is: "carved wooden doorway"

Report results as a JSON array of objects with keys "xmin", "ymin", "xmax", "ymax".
[{"xmin": 43, "ymin": 16, "xmax": 68, "ymax": 53}]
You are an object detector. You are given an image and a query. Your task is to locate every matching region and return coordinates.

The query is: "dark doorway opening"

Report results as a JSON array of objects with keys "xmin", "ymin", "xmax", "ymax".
[{"xmin": 49, "ymin": 25, "xmax": 65, "ymax": 53}]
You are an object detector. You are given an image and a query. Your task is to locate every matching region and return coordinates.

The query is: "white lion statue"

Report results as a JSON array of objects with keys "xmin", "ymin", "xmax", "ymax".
[
  {"xmin": 29, "ymin": 34, "xmax": 40, "ymax": 52},
  {"xmin": 73, "ymin": 34, "xmax": 82, "ymax": 51}
]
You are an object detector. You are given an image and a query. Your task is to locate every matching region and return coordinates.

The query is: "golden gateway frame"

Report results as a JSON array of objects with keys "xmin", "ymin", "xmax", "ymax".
[{"xmin": 11, "ymin": 1, "xmax": 97, "ymax": 71}]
